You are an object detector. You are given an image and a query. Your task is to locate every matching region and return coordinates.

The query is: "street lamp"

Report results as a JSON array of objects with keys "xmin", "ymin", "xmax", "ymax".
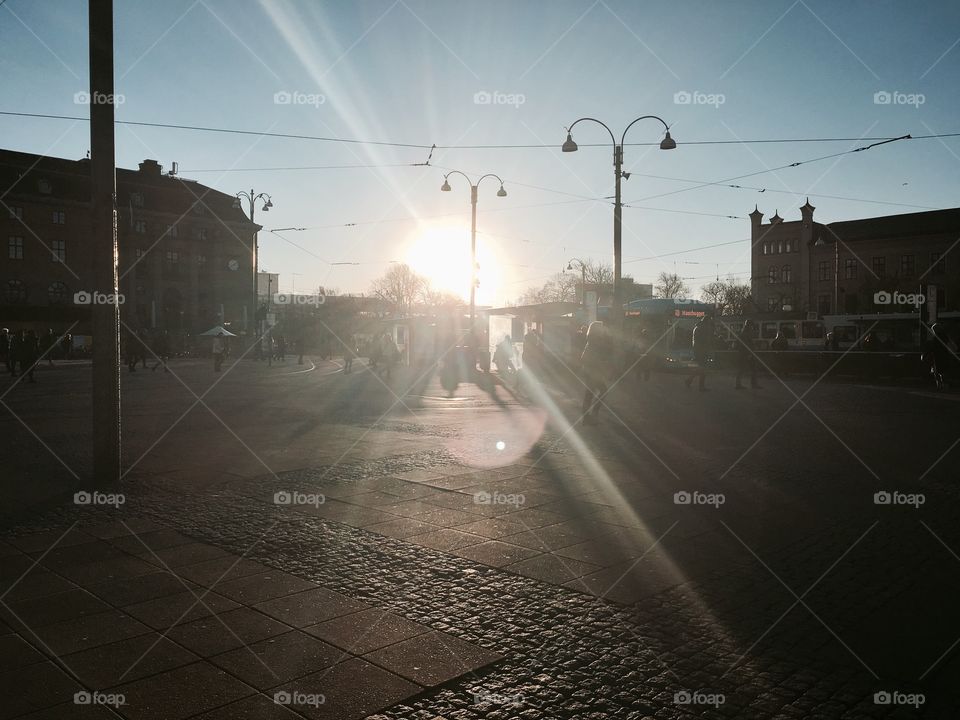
[
  {"xmin": 439, "ymin": 170, "xmax": 507, "ymax": 356},
  {"xmin": 565, "ymin": 258, "xmax": 588, "ymax": 307},
  {"xmin": 562, "ymin": 116, "xmax": 675, "ymax": 330},
  {"xmin": 234, "ymin": 189, "xmax": 273, "ymax": 342}
]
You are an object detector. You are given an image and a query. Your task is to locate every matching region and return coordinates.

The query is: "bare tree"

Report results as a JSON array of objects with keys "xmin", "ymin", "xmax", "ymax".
[
  {"xmin": 582, "ymin": 259, "xmax": 613, "ymax": 286},
  {"xmin": 420, "ymin": 284, "xmax": 463, "ymax": 309},
  {"xmin": 370, "ymin": 263, "xmax": 426, "ymax": 315},
  {"xmin": 653, "ymin": 271, "xmax": 691, "ymax": 299},
  {"xmin": 518, "ymin": 272, "xmax": 577, "ymax": 304},
  {"xmin": 700, "ymin": 276, "xmax": 753, "ymax": 315}
]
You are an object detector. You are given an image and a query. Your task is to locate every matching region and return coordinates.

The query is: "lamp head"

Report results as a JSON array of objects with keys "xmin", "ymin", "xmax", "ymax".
[
  {"xmin": 561, "ymin": 132, "xmax": 578, "ymax": 152},
  {"xmin": 232, "ymin": 198, "xmax": 242, "ymax": 209},
  {"xmin": 496, "ymin": 185, "xmax": 507, "ymax": 197},
  {"xmin": 566, "ymin": 262, "xmax": 573, "ymax": 271},
  {"xmin": 264, "ymin": 198, "xmax": 274, "ymax": 209},
  {"xmin": 440, "ymin": 178, "xmax": 451, "ymax": 192},
  {"xmin": 659, "ymin": 130, "xmax": 677, "ymax": 150}
]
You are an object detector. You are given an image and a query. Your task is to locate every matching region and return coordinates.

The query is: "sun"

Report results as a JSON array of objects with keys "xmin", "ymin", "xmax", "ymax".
[{"xmin": 405, "ymin": 225, "xmax": 501, "ymax": 306}]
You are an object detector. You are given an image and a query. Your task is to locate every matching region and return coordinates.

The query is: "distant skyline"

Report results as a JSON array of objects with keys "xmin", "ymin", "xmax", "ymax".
[{"xmin": 2, "ymin": 0, "xmax": 959, "ymax": 304}]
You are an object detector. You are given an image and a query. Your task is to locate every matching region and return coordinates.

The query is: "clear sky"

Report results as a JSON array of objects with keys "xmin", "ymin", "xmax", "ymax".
[{"xmin": 2, "ymin": 0, "xmax": 958, "ymax": 305}]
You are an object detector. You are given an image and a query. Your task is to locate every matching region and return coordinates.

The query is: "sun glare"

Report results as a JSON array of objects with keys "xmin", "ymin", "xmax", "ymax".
[{"xmin": 405, "ymin": 226, "xmax": 502, "ymax": 306}]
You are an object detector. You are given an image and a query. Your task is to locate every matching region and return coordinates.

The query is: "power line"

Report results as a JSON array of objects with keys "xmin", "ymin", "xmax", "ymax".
[{"xmin": 3, "ymin": 110, "xmax": 957, "ymax": 150}]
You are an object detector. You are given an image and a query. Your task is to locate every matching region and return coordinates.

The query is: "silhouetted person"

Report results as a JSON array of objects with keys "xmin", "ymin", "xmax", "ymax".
[
  {"xmin": 0, "ymin": 328, "xmax": 10, "ymax": 375},
  {"xmin": 735, "ymin": 320, "xmax": 760, "ymax": 389},
  {"xmin": 580, "ymin": 322, "xmax": 611, "ymax": 423},
  {"xmin": 152, "ymin": 330, "xmax": 170, "ymax": 372},
  {"xmin": 685, "ymin": 315, "xmax": 714, "ymax": 391},
  {"xmin": 635, "ymin": 327, "xmax": 653, "ymax": 382},
  {"xmin": 42, "ymin": 329, "xmax": 57, "ymax": 366},
  {"xmin": 8, "ymin": 330, "xmax": 20, "ymax": 376},
  {"xmin": 212, "ymin": 332, "xmax": 225, "ymax": 372},
  {"xmin": 20, "ymin": 329, "xmax": 39, "ymax": 382},
  {"xmin": 60, "ymin": 332, "xmax": 72, "ymax": 359},
  {"xmin": 771, "ymin": 331, "xmax": 788, "ymax": 351}
]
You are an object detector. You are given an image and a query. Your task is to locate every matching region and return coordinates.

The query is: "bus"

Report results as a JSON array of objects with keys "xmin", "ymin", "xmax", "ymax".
[{"xmin": 715, "ymin": 317, "xmax": 826, "ymax": 350}]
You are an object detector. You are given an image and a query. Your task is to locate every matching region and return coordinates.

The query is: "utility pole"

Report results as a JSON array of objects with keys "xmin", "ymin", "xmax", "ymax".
[{"xmin": 89, "ymin": 0, "xmax": 121, "ymax": 485}]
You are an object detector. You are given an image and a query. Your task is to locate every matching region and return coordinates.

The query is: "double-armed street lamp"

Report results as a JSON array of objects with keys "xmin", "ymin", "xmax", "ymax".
[
  {"xmin": 234, "ymin": 189, "xmax": 273, "ymax": 338},
  {"xmin": 565, "ymin": 258, "xmax": 588, "ymax": 307},
  {"xmin": 562, "ymin": 116, "xmax": 676, "ymax": 330},
  {"xmin": 440, "ymin": 171, "xmax": 507, "ymax": 354}
]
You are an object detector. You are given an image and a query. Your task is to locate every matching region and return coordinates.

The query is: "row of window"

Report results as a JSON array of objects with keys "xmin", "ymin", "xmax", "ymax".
[
  {"xmin": 9, "ymin": 207, "xmax": 213, "ymax": 240},
  {"xmin": 8, "ymin": 207, "xmax": 66, "ymax": 224},
  {"xmin": 766, "ymin": 295, "xmax": 794, "ymax": 312},
  {"xmin": 4, "ymin": 279, "xmax": 69, "ymax": 304},
  {"xmin": 817, "ymin": 253, "xmax": 945, "ymax": 281},
  {"xmin": 761, "ymin": 239, "xmax": 795, "ymax": 255},
  {"xmin": 9, "ymin": 237, "xmax": 217, "ymax": 266},
  {"xmin": 767, "ymin": 265, "xmax": 793, "ymax": 283},
  {"xmin": 19, "ymin": 183, "xmax": 208, "ymax": 217}
]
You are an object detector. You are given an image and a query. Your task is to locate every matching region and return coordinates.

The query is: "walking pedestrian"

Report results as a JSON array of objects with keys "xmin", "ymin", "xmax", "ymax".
[
  {"xmin": 20, "ymin": 329, "xmax": 39, "ymax": 382},
  {"xmin": 152, "ymin": 330, "xmax": 170, "ymax": 372},
  {"xmin": 0, "ymin": 328, "xmax": 10, "ymax": 375},
  {"xmin": 735, "ymin": 320, "xmax": 761, "ymax": 389},
  {"xmin": 580, "ymin": 321, "xmax": 612, "ymax": 423},
  {"xmin": 60, "ymin": 332, "xmax": 72, "ymax": 360},
  {"xmin": 212, "ymin": 331, "xmax": 225, "ymax": 372},
  {"xmin": 42, "ymin": 329, "xmax": 57, "ymax": 366},
  {"xmin": 685, "ymin": 315, "xmax": 714, "ymax": 391},
  {"xmin": 635, "ymin": 327, "xmax": 653, "ymax": 382},
  {"xmin": 8, "ymin": 330, "xmax": 21, "ymax": 376}
]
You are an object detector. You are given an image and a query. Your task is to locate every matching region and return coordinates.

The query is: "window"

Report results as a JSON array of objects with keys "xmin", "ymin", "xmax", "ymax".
[
  {"xmin": 51, "ymin": 239, "xmax": 65, "ymax": 263},
  {"xmin": 767, "ymin": 297, "xmax": 779, "ymax": 312},
  {"xmin": 166, "ymin": 225, "xmax": 178, "ymax": 238},
  {"xmin": 8, "ymin": 206, "xmax": 22, "ymax": 220},
  {"xmin": 778, "ymin": 241, "xmax": 784, "ymax": 254},
  {"xmin": 900, "ymin": 254, "xmax": 915, "ymax": 277},
  {"xmin": 8, "ymin": 236, "xmax": 23, "ymax": 260},
  {"xmin": 134, "ymin": 219, "xmax": 147, "ymax": 234},
  {"xmin": 930, "ymin": 251, "xmax": 946, "ymax": 275},
  {"xmin": 48, "ymin": 281, "xmax": 68, "ymax": 304},
  {"xmin": 165, "ymin": 250, "xmax": 179, "ymax": 265},
  {"xmin": 130, "ymin": 192, "xmax": 144, "ymax": 207},
  {"xmin": 762, "ymin": 242, "xmax": 769, "ymax": 255},
  {"xmin": 197, "ymin": 254, "xmax": 207, "ymax": 266},
  {"xmin": 872, "ymin": 256, "xmax": 886, "ymax": 277},
  {"xmin": 135, "ymin": 248, "xmax": 144, "ymax": 259},
  {"xmin": 781, "ymin": 265, "xmax": 792, "ymax": 283},
  {"xmin": 785, "ymin": 239, "xmax": 793, "ymax": 253},
  {"xmin": 818, "ymin": 260, "xmax": 830, "ymax": 282},
  {"xmin": 197, "ymin": 228, "xmax": 208, "ymax": 241},
  {"xmin": 768, "ymin": 266, "xmax": 779, "ymax": 284},
  {"xmin": 844, "ymin": 258, "xmax": 857, "ymax": 280},
  {"xmin": 37, "ymin": 179, "xmax": 52, "ymax": 194},
  {"xmin": 818, "ymin": 294, "xmax": 831, "ymax": 315},
  {"xmin": 52, "ymin": 210, "xmax": 66, "ymax": 224},
  {"xmin": 5, "ymin": 279, "xmax": 26, "ymax": 303}
]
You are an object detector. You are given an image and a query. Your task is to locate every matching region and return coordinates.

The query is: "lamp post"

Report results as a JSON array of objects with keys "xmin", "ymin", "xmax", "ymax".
[
  {"xmin": 565, "ymin": 258, "xmax": 588, "ymax": 307},
  {"xmin": 440, "ymin": 171, "xmax": 507, "ymax": 356},
  {"xmin": 562, "ymin": 116, "xmax": 675, "ymax": 330},
  {"xmin": 234, "ymin": 190, "xmax": 273, "ymax": 341}
]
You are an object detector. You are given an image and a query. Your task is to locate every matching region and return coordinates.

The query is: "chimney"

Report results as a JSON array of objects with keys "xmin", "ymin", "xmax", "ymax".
[{"xmin": 138, "ymin": 159, "xmax": 162, "ymax": 176}]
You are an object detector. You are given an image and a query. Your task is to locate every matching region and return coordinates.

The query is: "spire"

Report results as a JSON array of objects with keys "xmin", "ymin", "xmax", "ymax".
[{"xmin": 770, "ymin": 210, "xmax": 783, "ymax": 224}]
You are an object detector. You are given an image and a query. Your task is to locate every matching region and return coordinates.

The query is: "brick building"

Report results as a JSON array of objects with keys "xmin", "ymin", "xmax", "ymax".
[
  {"xmin": 1, "ymin": 149, "xmax": 259, "ymax": 336},
  {"xmin": 750, "ymin": 201, "xmax": 960, "ymax": 317}
]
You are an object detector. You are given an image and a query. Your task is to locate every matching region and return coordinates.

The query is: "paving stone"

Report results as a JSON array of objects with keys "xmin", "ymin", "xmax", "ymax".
[
  {"xmin": 213, "ymin": 570, "xmax": 318, "ymax": 605},
  {"xmin": 413, "ymin": 507, "xmax": 485, "ymax": 528},
  {"xmin": 342, "ymin": 491, "xmax": 404, "ymax": 507},
  {"xmin": 166, "ymin": 607, "xmax": 292, "ymax": 658},
  {"xmin": 112, "ymin": 661, "xmax": 255, "ymax": 720},
  {"xmin": 8, "ymin": 528, "xmax": 98, "ymax": 554},
  {"xmin": 270, "ymin": 657, "xmax": 421, "ymax": 720},
  {"xmin": 82, "ymin": 518, "xmax": 163, "ymax": 540},
  {"xmin": 86, "ymin": 571, "xmax": 196, "ymax": 607},
  {"xmin": 505, "ymin": 525, "xmax": 591, "ymax": 552},
  {"xmin": 123, "ymin": 589, "xmax": 241, "ymax": 630},
  {"xmin": 210, "ymin": 630, "xmax": 342, "ymax": 689},
  {"xmin": 33, "ymin": 541, "xmax": 127, "ymax": 569},
  {"xmin": 191, "ymin": 693, "xmax": 303, "ymax": 719},
  {"xmin": 174, "ymin": 556, "xmax": 271, "ymax": 586},
  {"xmin": 406, "ymin": 528, "xmax": 485, "ymax": 552},
  {"xmin": 363, "ymin": 631, "xmax": 502, "ymax": 687},
  {"xmin": 52, "ymin": 555, "xmax": 159, "ymax": 586},
  {"xmin": 3, "ymin": 587, "xmax": 111, "ymax": 629},
  {"xmin": 107, "ymin": 528, "xmax": 195, "ymax": 555},
  {"xmin": 254, "ymin": 587, "xmax": 370, "ymax": 627},
  {"xmin": 135, "ymin": 541, "xmax": 235, "ymax": 568},
  {"xmin": 18, "ymin": 702, "xmax": 118, "ymax": 719},
  {"xmin": 453, "ymin": 518, "xmax": 527, "ymax": 540},
  {"xmin": 0, "ymin": 568, "xmax": 75, "ymax": 602},
  {"xmin": 31, "ymin": 609, "xmax": 152, "ymax": 656},
  {"xmin": 0, "ymin": 634, "xmax": 46, "ymax": 671},
  {"xmin": 303, "ymin": 608, "xmax": 430, "ymax": 655},
  {"xmin": 504, "ymin": 554, "xmax": 601, "ymax": 585},
  {"xmin": 0, "ymin": 661, "xmax": 82, "ymax": 719},
  {"xmin": 61, "ymin": 632, "xmax": 199, "ymax": 687},
  {"xmin": 449, "ymin": 541, "xmax": 541, "ymax": 568},
  {"xmin": 365, "ymin": 518, "xmax": 441, "ymax": 540}
]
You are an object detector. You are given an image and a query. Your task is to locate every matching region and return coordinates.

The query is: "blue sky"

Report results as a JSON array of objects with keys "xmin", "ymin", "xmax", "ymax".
[{"xmin": 2, "ymin": 0, "xmax": 959, "ymax": 304}]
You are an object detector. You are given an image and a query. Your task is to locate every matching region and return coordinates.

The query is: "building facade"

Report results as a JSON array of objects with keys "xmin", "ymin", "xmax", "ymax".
[
  {"xmin": 750, "ymin": 201, "xmax": 960, "ymax": 317},
  {"xmin": 1, "ymin": 149, "xmax": 259, "ymax": 336}
]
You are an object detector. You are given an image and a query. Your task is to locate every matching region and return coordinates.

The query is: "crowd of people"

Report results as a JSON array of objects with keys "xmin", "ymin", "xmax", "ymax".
[{"xmin": 0, "ymin": 328, "xmax": 73, "ymax": 383}]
